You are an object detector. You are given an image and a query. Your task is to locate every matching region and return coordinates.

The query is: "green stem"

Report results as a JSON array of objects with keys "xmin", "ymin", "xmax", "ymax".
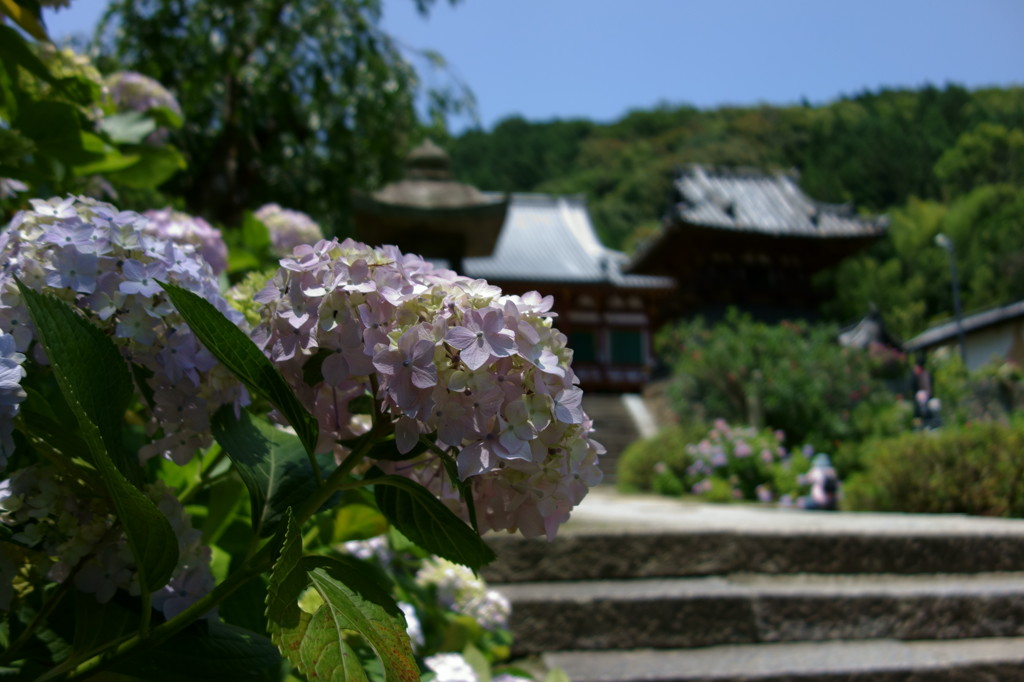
[
  {"xmin": 63, "ymin": 549, "xmax": 271, "ymax": 682},
  {"xmin": 178, "ymin": 444, "xmax": 227, "ymax": 505},
  {"xmin": 0, "ymin": 578, "xmax": 72, "ymax": 665},
  {"xmin": 294, "ymin": 432, "xmax": 375, "ymax": 526},
  {"xmin": 139, "ymin": 590, "xmax": 152, "ymax": 639}
]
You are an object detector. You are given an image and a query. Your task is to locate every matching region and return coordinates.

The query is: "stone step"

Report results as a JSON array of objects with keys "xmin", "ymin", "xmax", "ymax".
[
  {"xmin": 581, "ymin": 394, "xmax": 644, "ymax": 484},
  {"xmin": 541, "ymin": 637, "xmax": 1024, "ymax": 682},
  {"xmin": 495, "ymin": 573, "xmax": 1024, "ymax": 654},
  {"xmin": 484, "ymin": 530, "xmax": 1024, "ymax": 583}
]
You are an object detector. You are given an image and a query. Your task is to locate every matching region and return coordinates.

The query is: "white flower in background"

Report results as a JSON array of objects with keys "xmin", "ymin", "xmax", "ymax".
[
  {"xmin": 424, "ymin": 653, "xmax": 477, "ymax": 682},
  {"xmin": 416, "ymin": 557, "xmax": 510, "ymax": 631}
]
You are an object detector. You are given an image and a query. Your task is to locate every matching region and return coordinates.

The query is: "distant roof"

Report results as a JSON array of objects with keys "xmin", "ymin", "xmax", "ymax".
[
  {"xmin": 671, "ymin": 165, "xmax": 888, "ymax": 238},
  {"xmin": 905, "ymin": 300, "xmax": 1024, "ymax": 351},
  {"xmin": 456, "ymin": 193, "xmax": 675, "ymax": 290},
  {"xmin": 838, "ymin": 309, "xmax": 902, "ymax": 350}
]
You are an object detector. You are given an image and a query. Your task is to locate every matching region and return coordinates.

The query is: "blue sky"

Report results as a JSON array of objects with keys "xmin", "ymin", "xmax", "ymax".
[{"xmin": 46, "ymin": 0, "xmax": 1024, "ymax": 132}]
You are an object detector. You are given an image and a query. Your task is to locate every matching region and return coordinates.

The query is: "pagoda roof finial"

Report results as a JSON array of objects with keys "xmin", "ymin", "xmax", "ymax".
[{"xmin": 405, "ymin": 139, "xmax": 452, "ymax": 180}]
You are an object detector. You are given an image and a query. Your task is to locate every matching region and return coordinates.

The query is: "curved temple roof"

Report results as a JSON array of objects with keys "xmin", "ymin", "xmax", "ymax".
[
  {"xmin": 458, "ymin": 193, "xmax": 674, "ymax": 290},
  {"xmin": 671, "ymin": 165, "xmax": 889, "ymax": 238}
]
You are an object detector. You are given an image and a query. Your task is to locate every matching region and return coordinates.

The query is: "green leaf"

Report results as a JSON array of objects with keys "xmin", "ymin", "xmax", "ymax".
[
  {"xmin": 266, "ymin": 514, "xmax": 417, "ymax": 681},
  {"xmin": 146, "ymin": 104, "xmax": 183, "ymax": 130},
  {"xmin": 17, "ymin": 281, "xmax": 178, "ymax": 593},
  {"xmin": 198, "ymin": 475, "xmax": 245, "ymax": 545},
  {"xmin": 72, "ymin": 141, "xmax": 140, "ymax": 177},
  {"xmin": 265, "ymin": 510, "xmax": 304, "ymax": 633},
  {"xmin": 303, "ymin": 566, "xmax": 418, "ymax": 681},
  {"xmin": 226, "ymin": 250, "xmax": 262, "ymax": 274},
  {"xmin": 327, "ymin": 501, "xmax": 388, "ymax": 544},
  {"xmin": 98, "ymin": 111, "xmax": 157, "ymax": 145},
  {"xmin": 211, "ymin": 407, "xmax": 332, "ymax": 537},
  {"xmin": 112, "ymin": 620, "xmax": 283, "ymax": 682},
  {"xmin": 372, "ymin": 474, "xmax": 495, "ymax": 571},
  {"xmin": 544, "ymin": 668, "xmax": 572, "ymax": 682},
  {"xmin": 301, "ymin": 348, "xmax": 332, "ymax": 388},
  {"xmin": 242, "ymin": 211, "xmax": 271, "ymax": 251},
  {"xmin": 71, "ymin": 592, "xmax": 134, "ymax": 664},
  {"xmin": 16, "ymin": 382, "xmax": 92, "ymax": 468},
  {"xmin": 14, "ymin": 100, "xmax": 98, "ymax": 167},
  {"xmin": 159, "ymin": 282, "xmax": 319, "ymax": 459},
  {"xmin": 0, "ymin": 19, "xmax": 48, "ymax": 59},
  {"xmin": 462, "ymin": 644, "xmax": 491, "ymax": 682},
  {"xmin": 105, "ymin": 145, "xmax": 186, "ymax": 188}
]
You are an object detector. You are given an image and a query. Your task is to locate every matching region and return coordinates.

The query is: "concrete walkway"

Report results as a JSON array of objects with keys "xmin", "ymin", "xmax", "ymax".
[{"xmin": 562, "ymin": 485, "xmax": 1024, "ymax": 537}]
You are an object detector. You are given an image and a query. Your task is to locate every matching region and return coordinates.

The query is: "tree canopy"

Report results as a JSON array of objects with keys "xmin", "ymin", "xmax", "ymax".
[{"xmin": 96, "ymin": 0, "xmax": 464, "ymax": 234}]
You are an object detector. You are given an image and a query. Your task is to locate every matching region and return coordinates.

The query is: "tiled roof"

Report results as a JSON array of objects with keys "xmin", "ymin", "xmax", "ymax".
[
  {"xmin": 459, "ymin": 193, "xmax": 675, "ymax": 290},
  {"xmin": 904, "ymin": 300, "xmax": 1024, "ymax": 351},
  {"xmin": 671, "ymin": 165, "xmax": 888, "ymax": 238}
]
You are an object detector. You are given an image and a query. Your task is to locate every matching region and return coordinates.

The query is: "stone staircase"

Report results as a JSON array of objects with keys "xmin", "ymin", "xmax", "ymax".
[
  {"xmin": 483, "ymin": 489, "xmax": 1024, "ymax": 681},
  {"xmin": 581, "ymin": 394, "xmax": 649, "ymax": 484}
]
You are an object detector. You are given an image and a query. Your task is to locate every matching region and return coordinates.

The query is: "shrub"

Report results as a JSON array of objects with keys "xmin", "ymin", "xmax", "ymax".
[
  {"xmin": 931, "ymin": 349, "xmax": 1024, "ymax": 426},
  {"xmin": 655, "ymin": 309, "xmax": 902, "ymax": 450},
  {"xmin": 618, "ymin": 419, "xmax": 816, "ymax": 504},
  {"xmin": 616, "ymin": 422, "xmax": 705, "ymax": 493},
  {"xmin": 684, "ymin": 420, "xmax": 797, "ymax": 502},
  {"xmin": 842, "ymin": 419, "xmax": 1024, "ymax": 516}
]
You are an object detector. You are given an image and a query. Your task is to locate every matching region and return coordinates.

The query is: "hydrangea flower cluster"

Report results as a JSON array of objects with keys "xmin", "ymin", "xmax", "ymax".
[
  {"xmin": 686, "ymin": 419, "xmax": 788, "ymax": 501},
  {"xmin": 415, "ymin": 557, "xmax": 510, "ymax": 631},
  {"xmin": 0, "ymin": 330, "xmax": 25, "ymax": 460},
  {"xmin": 0, "ymin": 464, "xmax": 213, "ymax": 616},
  {"xmin": 251, "ymin": 237, "xmax": 604, "ymax": 539},
  {"xmin": 143, "ymin": 208, "xmax": 229, "ymax": 275},
  {"xmin": 226, "ymin": 270, "xmax": 273, "ymax": 329},
  {"xmin": 253, "ymin": 203, "xmax": 324, "ymax": 257},
  {"xmin": 0, "ymin": 196, "xmax": 247, "ymax": 466},
  {"xmin": 105, "ymin": 71, "xmax": 182, "ymax": 145},
  {"xmin": 0, "ymin": 178, "xmax": 28, "ymax": 201}
]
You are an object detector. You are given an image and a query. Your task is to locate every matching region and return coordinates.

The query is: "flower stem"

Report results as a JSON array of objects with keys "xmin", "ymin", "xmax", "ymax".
[{"xmin": 0, "ymin": 578, "xmax": 72, "ymax": 665}]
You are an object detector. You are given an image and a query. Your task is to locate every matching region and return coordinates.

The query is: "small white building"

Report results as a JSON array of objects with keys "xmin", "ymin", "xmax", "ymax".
[{"xmin": 904, "ymin": 300, "xmax": 1024, "ymax": 371}]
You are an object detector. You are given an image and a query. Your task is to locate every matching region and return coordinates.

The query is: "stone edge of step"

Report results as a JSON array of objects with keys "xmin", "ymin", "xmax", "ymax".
[{"xmin": 540, "ymin": 637, "xmax": 1024, "ymax": 682}]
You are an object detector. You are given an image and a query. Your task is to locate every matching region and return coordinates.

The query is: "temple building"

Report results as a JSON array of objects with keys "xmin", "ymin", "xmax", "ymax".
[
  {"xmin": 627, "ymin": 165, "xmax": 889, "ymax": 323},
  {"xmin": 352, "ymin": 141, "xmax": 675, "ymax": 392}
]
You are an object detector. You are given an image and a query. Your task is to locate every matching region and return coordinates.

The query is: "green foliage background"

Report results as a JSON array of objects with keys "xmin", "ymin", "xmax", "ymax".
[{"xmin": 449, "ymin": 85, "xmax": 1024, "ymax": 338}]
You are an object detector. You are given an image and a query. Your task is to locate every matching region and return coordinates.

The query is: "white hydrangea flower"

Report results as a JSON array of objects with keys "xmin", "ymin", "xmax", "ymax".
[
  {"xmin": 416, "ymin": 557, "xmax": 510, "ymax": 631},
  {"xmin": 424, "ymin": 653, "xmax": 478, "ymax": 682}
]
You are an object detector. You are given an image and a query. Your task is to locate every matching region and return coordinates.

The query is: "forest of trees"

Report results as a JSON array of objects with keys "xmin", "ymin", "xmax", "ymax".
[{"xmin": 446, "ymin": 85, "xmax": 1024, "ymax": 340}]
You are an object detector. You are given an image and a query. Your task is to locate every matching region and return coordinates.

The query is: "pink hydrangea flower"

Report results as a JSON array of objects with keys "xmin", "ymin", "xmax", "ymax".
[
  {"xmin": 247, "ymin": 237, "xmax": 604, "ymax": 539},
  {"xmin": 142, "ymin": 208, "xmax": 228, "ymax": 275},
  {"xmin": 253, "ymin": 203, "xmax": 324, "ymax": 257}
]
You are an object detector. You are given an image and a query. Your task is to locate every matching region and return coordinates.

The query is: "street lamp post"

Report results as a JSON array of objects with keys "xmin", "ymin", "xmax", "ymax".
[{"xmin": 935, "ymin": 233, "xmax": 968, "ymax": 366}]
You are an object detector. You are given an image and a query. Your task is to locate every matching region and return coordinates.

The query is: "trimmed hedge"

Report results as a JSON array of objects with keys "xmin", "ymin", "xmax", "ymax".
[{"xmin": 842, "ymin": 420, "xmax": 1024, "ymax": 517}]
